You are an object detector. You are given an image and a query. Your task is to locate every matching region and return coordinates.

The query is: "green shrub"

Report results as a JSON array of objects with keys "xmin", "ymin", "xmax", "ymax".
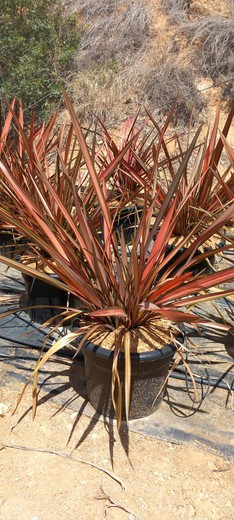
[{"xmin": 0, "ymin": 0, "xmax": 80, "ymax": 121}]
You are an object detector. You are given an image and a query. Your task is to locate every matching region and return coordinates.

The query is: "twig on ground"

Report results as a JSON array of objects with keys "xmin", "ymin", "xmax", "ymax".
[
  {"xmin": 97, "ymin": 486, "xmax": 144, "ymax": 520},
  {"xmin": 0, "ymin": 443, "xmax": 126, "ymax": 490}
]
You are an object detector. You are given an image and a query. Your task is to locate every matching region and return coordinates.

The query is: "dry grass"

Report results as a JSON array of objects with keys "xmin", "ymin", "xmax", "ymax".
[
  {"xmin": 74, "ymin": 0, "xmax": 152, "ymax": 66},
  {"xmin": 143, "ymin": 60, "xmax": 205, "ymax": 124},
  {"xmin": 163, "ymin": 0, "xmax": 190, "ymax": 22},
  {"xmin": 65, "ymin": 0, "xmax": 233, "ymax": 126},
  {"xmin": 67, "ymin": 0, "xmax": 154, "ymax": 124},
  {"xmin": 181, "ymin": 15, "xmax": 234, "ymax": 73},
  {"xmin": 163, "ymin": 0, "xmax": 234, "ymax": 104},
  {"xmin": 163, "ymin": 0, "xmax": 232, "ymax": 17}
]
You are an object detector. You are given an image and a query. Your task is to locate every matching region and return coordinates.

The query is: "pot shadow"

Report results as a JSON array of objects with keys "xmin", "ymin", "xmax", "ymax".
[
  {"xmin": 3, "ymin": 344, "xmax": 129, "ymax": 466},
  {"xmin": 68, "ymin": 361, "xmax": 130, "ymax": 466},
  {"xmin": 9, "ymin": 357, "xmax": 75, "ymax": 430}
]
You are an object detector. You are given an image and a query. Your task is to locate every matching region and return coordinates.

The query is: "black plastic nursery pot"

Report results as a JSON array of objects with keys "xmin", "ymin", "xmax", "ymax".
[
  {"xmin": 163, "ymin": 243, "xmax": 218, "ymax": 277},
  {"xmin": 22, "ymin": 273, "xmax": 80, "ymax": 325},
  {"xmin": 82, "ymin": 336, "xmax": 183, "ymax": 420},
  {"xmin": 0, "ymin": 230, "xmax": 25, "ymax": 259},
  {"xmin": 114, "ymin": 205, "xmax": 143, "ymax": 244}
]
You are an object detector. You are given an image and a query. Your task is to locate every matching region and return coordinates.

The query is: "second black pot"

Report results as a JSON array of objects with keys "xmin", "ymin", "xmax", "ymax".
[
  {"xmin": 22, "ymin": 273, "xmax": 80, "ymax": 325},
  {"xmin": 161, "ymin": 243, "xmax": 218, "ymax": 277},
  {"xmin": 0, "ymin": 230, "xmax": 25, "ymax": 259},
  {"xmin": 114, "ymin": 205, "xmax": 143, "ymax": 244}
]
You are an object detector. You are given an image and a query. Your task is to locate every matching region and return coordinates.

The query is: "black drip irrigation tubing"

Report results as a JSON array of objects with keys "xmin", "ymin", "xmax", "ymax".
[{"xmin": 171, "ymin": 370, "xmax": 234, "ymax": 391}]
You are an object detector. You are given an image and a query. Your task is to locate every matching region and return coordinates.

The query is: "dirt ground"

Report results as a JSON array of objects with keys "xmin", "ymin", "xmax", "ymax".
[{"xmin": 0, "ymin": 378, "xmax": 233, "ymax": 520}]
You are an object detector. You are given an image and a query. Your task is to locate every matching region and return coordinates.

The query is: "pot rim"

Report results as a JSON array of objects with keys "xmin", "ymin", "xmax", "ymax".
[
  {"xmin": 166, "ymin": 237, "xmax": 225, "ymax": 254},
  {"xmin": 22, "ymin": 272, "xmax": 59, "ymax": 281},
  {"xmin": 82, "ymin": 333, "xmax": 184, "ymax": 363}
]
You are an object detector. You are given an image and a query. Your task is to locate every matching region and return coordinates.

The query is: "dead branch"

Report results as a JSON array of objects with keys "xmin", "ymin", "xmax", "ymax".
[{"xmin": 0, "ymin": 442, "xmax": 126, "ymax": 490}]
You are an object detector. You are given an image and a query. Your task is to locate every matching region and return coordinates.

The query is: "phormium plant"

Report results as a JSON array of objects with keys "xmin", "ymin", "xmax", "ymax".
[{"xmin": 0, "ymin": 92, "xmax": 233, "ymax": 427}]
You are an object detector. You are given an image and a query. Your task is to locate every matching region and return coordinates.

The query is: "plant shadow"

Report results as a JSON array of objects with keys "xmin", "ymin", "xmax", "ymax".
[{"xmin": 68, "ymin": 360, "xmax": 130, "ymax": 468}]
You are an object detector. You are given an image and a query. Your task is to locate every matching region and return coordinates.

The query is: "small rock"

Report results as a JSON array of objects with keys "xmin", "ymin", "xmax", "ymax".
[
  {"xmin": 70, "ymin": 412, "xmax": 78, "ymax": 420},
  {"xmin": 188, "ymin": 504, "xmax": 196, "ymax": 517},
  {"xmin": 0, "ymin": 403, "xmax": 9, "ymax": 417}
]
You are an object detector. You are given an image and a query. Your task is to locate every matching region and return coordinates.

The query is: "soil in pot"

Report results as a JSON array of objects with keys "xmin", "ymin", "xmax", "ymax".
[{"xmin": 82, "ymin": 327, "xmax": 183, "ymax": 421}]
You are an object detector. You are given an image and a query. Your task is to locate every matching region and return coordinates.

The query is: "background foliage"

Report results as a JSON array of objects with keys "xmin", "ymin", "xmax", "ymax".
[
  {"xmin": 0, "ymin": 0, "xmax": 80, "ymax": 121},
  {"xmin": 68, "ymin": 0, "xmax": 234, "ymax": 126},
  {"xmin": 0, "ymin": 0, "xmax": 233, "ymax": 126}
]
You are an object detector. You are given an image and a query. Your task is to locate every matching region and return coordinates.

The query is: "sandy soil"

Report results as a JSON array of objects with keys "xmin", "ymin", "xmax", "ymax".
[{"xmin": 0, "ymin": 379, "xmax": 233, "ymax": 520}]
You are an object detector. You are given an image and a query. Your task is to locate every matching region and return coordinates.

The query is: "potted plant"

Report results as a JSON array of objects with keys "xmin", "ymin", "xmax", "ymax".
[
  {"xmin": 0, "ymin": 98, "xmax": 100, "ymax": 322},
  {"xmin": 0, "ymin": 97, "xmax": 60, "ymax": 261},
  {"xmin": 0, "ymin": 99, "xmax": 148, "ymax": 320},
  {"xmin": 0, "ymin": 91, "xmax": 233, "ymax": 428},
  {"xmin": 96, "ymin": 105, "xmax": 178, "ymax": 242},
  {"xmin": 0, "ymin": 98, "xmax": 22, "ymax": 256},
  {"xmin": 97, "ymin": 114, "xmax": 154, "ymax": 199},
  {"xmin": 97, "ymin": 103, "xmax": 234, "ymax": 256},
  {"xmin": 144, "ymin": 104, "xmax": 234, "ymax": 275},
  {"xmin": 150, "ymin": 103, "xmax": 234, "ymax": 240}
]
